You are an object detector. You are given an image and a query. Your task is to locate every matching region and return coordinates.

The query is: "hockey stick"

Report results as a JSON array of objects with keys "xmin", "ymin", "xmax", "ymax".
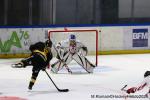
[
  {"xmin": 45, "ymin": 70, "xmax": 69, "ymax": 92},
  {"xmin": 121, "ymin": 85, "xmax": 127, "ymax": 92}
]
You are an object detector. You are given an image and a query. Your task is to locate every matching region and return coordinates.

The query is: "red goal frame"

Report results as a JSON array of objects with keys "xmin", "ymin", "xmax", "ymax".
[{"xmin": 48, "ymin": 29, "xmax": 98, "ymax": 66}]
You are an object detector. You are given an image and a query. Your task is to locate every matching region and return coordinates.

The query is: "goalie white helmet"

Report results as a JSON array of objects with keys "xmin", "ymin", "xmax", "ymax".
[{"xmin": 69, "ymin": 34, "xmax": 76, "ymax": 46}]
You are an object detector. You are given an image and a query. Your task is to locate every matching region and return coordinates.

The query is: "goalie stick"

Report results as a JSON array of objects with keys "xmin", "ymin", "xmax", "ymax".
[{"xmin": 45, "ymin": 70, "xmax": 69, "ymax": 92}]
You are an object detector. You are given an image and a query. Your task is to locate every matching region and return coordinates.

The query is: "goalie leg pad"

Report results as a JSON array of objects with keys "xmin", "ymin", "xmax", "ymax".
[
  {"xmin": 72, "ymin": 54, "xmax": 95, "ymax": 73},
  {"xmin": 51, "ymin": 60, "xmax": 64, "ymax": 73},
  {"xmin": 51, "ymin": 52, "xmax": 73, "ymax": 73}
]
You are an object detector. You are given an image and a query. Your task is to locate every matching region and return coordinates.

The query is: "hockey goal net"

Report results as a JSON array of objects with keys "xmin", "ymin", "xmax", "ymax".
[{"xmin": 48, "ymin": 28, "xmax": 98, "ymax": 66}]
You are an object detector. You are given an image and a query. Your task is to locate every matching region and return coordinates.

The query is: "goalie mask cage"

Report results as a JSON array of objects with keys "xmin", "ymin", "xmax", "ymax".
[{"xmin": 48, "ymin": 29, "xmax": 98, "ymax": 66}]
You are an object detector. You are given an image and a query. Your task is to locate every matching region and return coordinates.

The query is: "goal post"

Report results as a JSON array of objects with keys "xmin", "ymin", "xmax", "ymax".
[{"xmin": 48, "ymin": 29, "xmax": 98, "ymax": 66}]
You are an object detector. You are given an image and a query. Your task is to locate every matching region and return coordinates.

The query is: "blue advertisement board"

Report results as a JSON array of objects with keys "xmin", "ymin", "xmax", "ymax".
[{"xmin": 132, "ymin": 29, "xmax": 148, "ymax": 47}]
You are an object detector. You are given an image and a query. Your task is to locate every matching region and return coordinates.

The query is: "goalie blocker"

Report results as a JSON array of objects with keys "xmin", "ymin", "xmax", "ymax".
[{"xmin": 51, "ymin": 34, "xmax": 95, "ymax": 73}]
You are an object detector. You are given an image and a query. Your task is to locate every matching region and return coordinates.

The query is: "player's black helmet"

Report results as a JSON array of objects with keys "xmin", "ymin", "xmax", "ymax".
[
  {"xmin": 144, "ymin": 71, "xmax": 150, "ymax": 78},
  {"xmin": 29, "ymin": 42, "xmax": 45, "ymax": 52},
  {"xmin": 45, "ymin": 39, "xmax": 52, "ymax": 48}
]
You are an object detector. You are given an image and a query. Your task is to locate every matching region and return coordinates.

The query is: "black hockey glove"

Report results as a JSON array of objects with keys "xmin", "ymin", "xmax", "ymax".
[
  {"xmin": 41, "ymin": 67, "xmax": 46, "ymax": 71},
  {"xmin": 45, "ymin": 39, "xmax": 52, "ymax": 48},
  {"xmin": 82, "ymin": 46, "xmax": 87, "ymax": 52}
]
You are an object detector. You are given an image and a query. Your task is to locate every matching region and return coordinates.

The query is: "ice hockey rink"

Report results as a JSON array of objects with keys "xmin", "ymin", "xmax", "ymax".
[{"xmin": 0, "ymin": 54, "xmax": 150, "ymax": 100}]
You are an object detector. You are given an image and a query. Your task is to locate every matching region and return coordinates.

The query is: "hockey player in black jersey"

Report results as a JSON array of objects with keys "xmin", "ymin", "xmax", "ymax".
[{"xmin": 12, "ymin": 39, "xmax": 53, "ymax": 90}]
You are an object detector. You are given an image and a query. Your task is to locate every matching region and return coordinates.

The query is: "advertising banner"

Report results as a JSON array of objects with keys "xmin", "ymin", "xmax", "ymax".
[
  {"xmin": 0, "ymin": 28, "xmax": 46, "ymax": 54},
  {"xmin": 132, "ymin": 28, "xmax": 148, "ymax": 47},
  {"xmin": 124, "ymin": 26, "xmax": 150, "ymax": 50}
]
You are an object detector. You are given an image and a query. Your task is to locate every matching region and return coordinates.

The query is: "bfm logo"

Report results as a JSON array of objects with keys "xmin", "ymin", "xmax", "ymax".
[{"xmin": 132, "ymin": 29, "xmax": 148, "ymax": 47}]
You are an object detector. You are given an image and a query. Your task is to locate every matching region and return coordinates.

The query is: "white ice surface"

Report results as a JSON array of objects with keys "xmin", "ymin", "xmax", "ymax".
[{"xmin": 0, "ymin": 54, "xmax": 150, "ymax": 100}]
